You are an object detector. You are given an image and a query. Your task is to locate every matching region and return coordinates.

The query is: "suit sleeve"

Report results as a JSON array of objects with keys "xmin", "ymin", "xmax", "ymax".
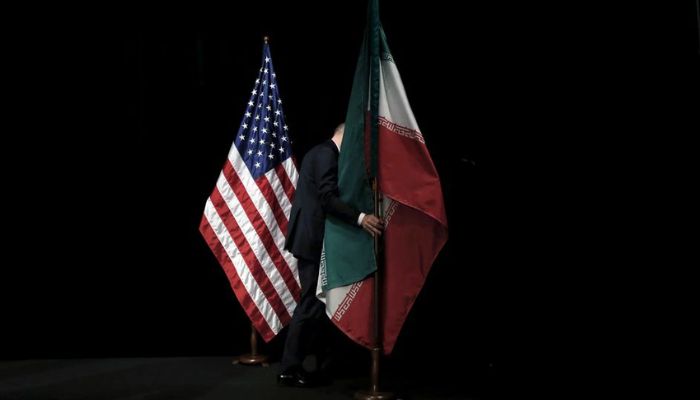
[{"xmin": 313, "ymin": 147, "xmax": 361, "ymax": 226}]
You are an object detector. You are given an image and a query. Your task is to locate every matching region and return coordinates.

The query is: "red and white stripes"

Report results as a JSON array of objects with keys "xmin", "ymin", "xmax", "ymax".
[{"xmin": 200, "ymin": 150, "xmax": 300, "ymax": 342}]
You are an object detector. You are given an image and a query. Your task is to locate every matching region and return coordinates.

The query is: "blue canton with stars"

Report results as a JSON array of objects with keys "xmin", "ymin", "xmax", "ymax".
[{"xmin": 235, "ymin": 43, "xmax": 292, "ymax": 179}]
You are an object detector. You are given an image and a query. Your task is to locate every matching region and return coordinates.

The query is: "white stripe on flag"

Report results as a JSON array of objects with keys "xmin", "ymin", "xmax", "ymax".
[
  {"xmin": 265, "ymin": 168, "xmax": 293, "ymax": 217},
  {"xmin": 281, "ymin": 158, "xmax": 299, "ymax": 190},
  {"xmin": 378, "ymin": 58, "xmax": 421, "ymax": 133}
]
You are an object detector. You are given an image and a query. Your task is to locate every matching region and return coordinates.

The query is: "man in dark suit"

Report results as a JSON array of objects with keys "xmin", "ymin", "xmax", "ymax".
[{"xmin": 277, "ymin": 123, "xmax": 383, "ymax": 387}]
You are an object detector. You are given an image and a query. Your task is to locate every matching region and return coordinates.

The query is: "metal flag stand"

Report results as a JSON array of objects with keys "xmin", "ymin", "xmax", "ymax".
[{"xmin": 233, "ymin": 323, "xmax": 269, "ymax": 367}]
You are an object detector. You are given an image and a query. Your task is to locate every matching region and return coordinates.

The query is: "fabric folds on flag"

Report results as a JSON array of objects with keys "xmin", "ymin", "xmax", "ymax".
[
  {"xmin": 200, "ymin": 42, "xmax": 300, "ymax": 342},
  {"xmin": 318, "ymin": 0, "xmax": 448, "ymax": 354}
]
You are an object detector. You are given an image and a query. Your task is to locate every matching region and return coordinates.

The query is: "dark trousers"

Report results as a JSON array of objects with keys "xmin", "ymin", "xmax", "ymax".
[{"xmin": 279, "ymin": 258, "xmax": 329, "ymax": 373}]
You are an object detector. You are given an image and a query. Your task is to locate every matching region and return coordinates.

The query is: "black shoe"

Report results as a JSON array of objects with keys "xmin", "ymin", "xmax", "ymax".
[{"xmin": 277, "ymin": 368, "xmax": 324, "ymax": 388}]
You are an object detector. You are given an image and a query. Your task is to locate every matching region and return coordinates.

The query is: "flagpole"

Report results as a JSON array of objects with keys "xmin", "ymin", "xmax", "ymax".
[
  {"xmin": 355, "ymin": 178, "xmax": 393, "ymax": 400},
  {"xmin": 233, "ymin": 323, "xmax": 269, "ymax": 366},
  {"xmin": 356, "ymin": 1, "xmax": 393, "ymax": 397},
  {"xmin": 232, "ymin": 35, "xmax": 276, "ymax": 368}
]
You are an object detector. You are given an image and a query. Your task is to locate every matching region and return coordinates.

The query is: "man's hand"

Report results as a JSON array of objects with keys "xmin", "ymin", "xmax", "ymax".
[{"xmin": 360, "ymin": 214, "xmax": 384, "ymax": 237}]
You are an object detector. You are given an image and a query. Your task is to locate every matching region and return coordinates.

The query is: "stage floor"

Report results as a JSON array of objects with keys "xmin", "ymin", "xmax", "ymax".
[{"xmin": 0, "ymin": 357, "xmax": 485, "ymax": 399}]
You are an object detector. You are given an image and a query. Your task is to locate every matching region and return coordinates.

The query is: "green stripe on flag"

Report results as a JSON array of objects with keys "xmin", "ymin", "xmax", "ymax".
[{"xmin": 321, "ymin": 0, "xmax": 382, "ymax": 291}]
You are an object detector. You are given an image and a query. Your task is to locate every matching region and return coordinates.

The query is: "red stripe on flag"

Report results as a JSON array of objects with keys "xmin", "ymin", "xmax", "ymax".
[
  {"xmin": 274, "ymin": 163, "xmax": 296, "ymax": 204},
  {"xmin": 378, "ymin": 124, "xmax": 448, "ymax": 226},
  {"xmin": 209, "ymin": 188, "xmax": 292, "ymax": 326},
  {"xmin": 375, "ymin": 123, "xmax": 448, "ymax": 353},
  {"xmin": 199, "ymin": 215, "xmax": 276, "ymax": 341},
  {"xmin": 332, "ymin": 278, "xmax": 374, "ymax": 350},
  {"xmin": 222, "ymin": 162, "xmax": 301, "ymax": 302},
  {"xmin": 381, "ymin": 203, "xmax": 448, "ymax": 353}
]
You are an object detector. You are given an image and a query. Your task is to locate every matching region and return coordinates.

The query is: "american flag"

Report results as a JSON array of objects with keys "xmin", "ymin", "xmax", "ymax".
[{"xmin": 199, "ymin": 41, "xmax": 300, "ymax": 342}]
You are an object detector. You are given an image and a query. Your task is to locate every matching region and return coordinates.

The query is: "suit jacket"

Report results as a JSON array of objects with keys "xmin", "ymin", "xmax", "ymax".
[{"xmin": 285, "ymin": 140, "xmax": 360, "ymax": 264}]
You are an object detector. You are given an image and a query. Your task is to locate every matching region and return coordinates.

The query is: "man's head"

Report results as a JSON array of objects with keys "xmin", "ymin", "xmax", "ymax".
[
  {"xmin": 333, "ymin": 123, "xmax": 345, "ymax": 139},
  {"xmin": 331, "ymin": 123, "xmax": 345, "ymax": 150}
]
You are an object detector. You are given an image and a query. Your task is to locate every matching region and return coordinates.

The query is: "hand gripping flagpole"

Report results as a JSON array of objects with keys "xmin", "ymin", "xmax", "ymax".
[{"xmin": 231, "ymin": 35, "xmax": 273, "ymax": 368}]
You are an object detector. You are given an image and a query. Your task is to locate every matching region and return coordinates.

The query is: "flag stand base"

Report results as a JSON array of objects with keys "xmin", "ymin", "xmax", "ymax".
[
  {"xmin": 353, "ymin": 391, "xmax": 394, "ymax": 400},
  {"xmin": 232, "ymin": 323, "xmax": 269, "ymax": 367},
  {"xmin": 233, "ymin": 354, "xmax": 269, "ymax": 366},
  {"xmin": 354, "ymin": 347, "xmax": 394, "ymax": 399}
]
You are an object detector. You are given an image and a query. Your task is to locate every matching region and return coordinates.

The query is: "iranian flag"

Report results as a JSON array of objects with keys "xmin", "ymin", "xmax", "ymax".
[{"xmin": 317, "ymin": 0, "xmax": 448, "ymax": 354}]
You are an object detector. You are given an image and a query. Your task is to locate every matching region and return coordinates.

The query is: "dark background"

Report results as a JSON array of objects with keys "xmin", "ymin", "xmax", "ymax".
[{"xmin": 3, "ymin": 0, "xmax": 699, "ymax": 396}]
